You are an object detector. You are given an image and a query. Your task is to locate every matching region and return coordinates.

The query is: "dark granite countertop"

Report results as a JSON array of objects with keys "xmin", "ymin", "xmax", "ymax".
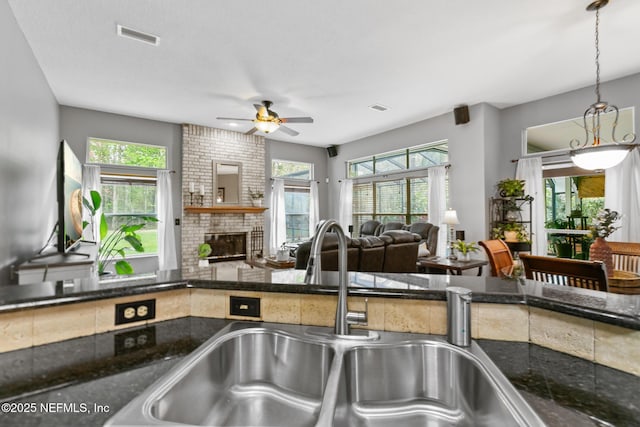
[
  {"xmin": 0, "ymin": 317, "xmax": 638, "ymax": 427},
  {"xmin": 1, "ymin": 268, "xmax": 638, "ymax": 330}
]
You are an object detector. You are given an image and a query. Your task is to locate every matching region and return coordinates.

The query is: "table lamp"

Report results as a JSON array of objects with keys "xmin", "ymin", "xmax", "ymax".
[{"xmin": 443, "ymin": 209, "xmax": 460, "ymax": 260}]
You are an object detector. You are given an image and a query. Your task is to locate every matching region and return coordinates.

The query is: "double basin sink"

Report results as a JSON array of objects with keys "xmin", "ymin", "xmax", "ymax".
[{"xmin": 106, "ymin": 322, "xmax": 544, "ymax": 426}]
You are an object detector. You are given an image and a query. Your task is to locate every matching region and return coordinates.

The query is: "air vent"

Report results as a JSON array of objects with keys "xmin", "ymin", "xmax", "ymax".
[
  {"xmin": 368, "ymin": 104, "xmax": 390, "ymax": 112},
  {"xmin": 117, "ymin": 24, "xmax": 160, "ymax": 46}
]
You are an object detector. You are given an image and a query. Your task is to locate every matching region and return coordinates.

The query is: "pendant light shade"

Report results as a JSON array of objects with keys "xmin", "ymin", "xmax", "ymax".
[{"xmin": 568, "ymin": 1, "xmax": 636, "ymax": 170}]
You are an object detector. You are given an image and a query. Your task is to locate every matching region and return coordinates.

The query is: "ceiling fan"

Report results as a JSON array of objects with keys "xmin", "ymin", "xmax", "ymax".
[{"xmin": 217, "ymin": 100, "xmax": 314, "ymax": 136}]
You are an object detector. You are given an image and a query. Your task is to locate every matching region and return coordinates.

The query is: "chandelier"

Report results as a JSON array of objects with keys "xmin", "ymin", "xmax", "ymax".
[{"xmin": 569, "ymin": 0, "xmax": 637, "ymax": 171}]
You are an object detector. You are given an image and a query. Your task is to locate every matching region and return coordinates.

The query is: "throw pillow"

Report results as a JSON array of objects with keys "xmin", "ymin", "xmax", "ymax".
[{"xmin": 418, "ymin": 242, "xmax": 430, "ymax": 257}]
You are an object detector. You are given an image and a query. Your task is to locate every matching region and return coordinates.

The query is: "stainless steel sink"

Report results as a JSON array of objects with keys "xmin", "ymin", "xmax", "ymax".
[
  {"xmin": 333, "ymin": 343, "xmax": 532, "ymax": 426},
  {"xmin": 106, "ymin": 323, "xmax": 544, "ymax": 427}
]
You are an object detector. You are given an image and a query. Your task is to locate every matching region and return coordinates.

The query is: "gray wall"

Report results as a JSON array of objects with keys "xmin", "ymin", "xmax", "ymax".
[
  {"xmin": 59, "ymin": 106, "xmax": 183, "ymax": 273},
  {"xmin": 500, "ymin": 72, "xmax": 640, "ymax": 165},
  {"xmin": 264, "ymin": 139, "xmax": 328, "ymax": 248},
  {"xmin": 0, "ymin": 1, "xmax": 60, "ymax": 284}
]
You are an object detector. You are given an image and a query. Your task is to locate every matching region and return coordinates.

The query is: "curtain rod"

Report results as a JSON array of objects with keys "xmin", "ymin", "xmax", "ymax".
[{"xmin": 511, "ymin": 153, "xmax": 569, "ymax": 163}]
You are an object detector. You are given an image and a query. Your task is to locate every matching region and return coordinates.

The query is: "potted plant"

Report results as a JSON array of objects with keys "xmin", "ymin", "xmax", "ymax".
[
  {"xmin": 198, "ymin": 243, "xmax": 212, "ymax": 267},
  {"xmin": 453, "ymin": 240, "xmax": 479, "ymax": 261},
  {"xmin": 589, "ymin": 208, "xmax": 621, "ymax": 277},
  {"xmin": 497, "ymin": 179, "xmax": 525, "ymax": 198},
  {"xmin": 83, "ymin": 190, "xmax": 158, "ymax": 276},
  {"xmin": 248, "ymin": 187, "xmax": 264, "ymax": 207},
  {"xmin": 549, "ymin": 235, "xmax": 573, "ymax": 258},
  {"xmin": 492, "ymin": 222, "xmax": 529, "ymax": 243}
]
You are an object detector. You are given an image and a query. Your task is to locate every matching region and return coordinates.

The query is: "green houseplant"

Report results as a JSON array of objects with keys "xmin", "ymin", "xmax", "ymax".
[
  {"xmin": 497, "ymin": 179, "xmax": 525, "ymax": 197},
  {"xmin": 492, "ymin": 222, "xmax": 529, "ymax": 243},
  {"xmin": 198, "ymin": 243, "xmax": 212, "ymax": 267},
  {"xmin": 453, "ymin": 240, "xmax": 479, "ymax": 261},
  {"xmin": 83, "ymin": 190, "xmax": 158, "ymax": 275}
]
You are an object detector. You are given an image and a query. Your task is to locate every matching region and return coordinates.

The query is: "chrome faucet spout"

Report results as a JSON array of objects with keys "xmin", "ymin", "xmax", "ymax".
[{"xmin": 304, "ymin": 219, "xmax": 365, "ymax": 336}]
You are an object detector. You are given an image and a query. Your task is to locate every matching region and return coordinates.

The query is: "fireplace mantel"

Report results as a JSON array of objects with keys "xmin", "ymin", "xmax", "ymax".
[{"xmin": 184, "ymin": 205, "xmax": 268, "ymax": 214}]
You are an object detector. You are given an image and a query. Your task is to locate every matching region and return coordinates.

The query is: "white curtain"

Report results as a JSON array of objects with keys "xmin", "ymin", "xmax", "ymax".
[
  {"xmin": 309, "ymin": 180, "xmax": 319, "ymax": 237},
  {"xmin": 270, "ymin": 179, "xmax": 286, "ymax": 254},
  {"xmin": 605, "ymin": 149, "xmax": 640, "ymax": 242},
  {"xmin": 428, "ymin": 166, "xmax": 447, "ymax": 257},
  {"xmin": 156, "ymin": 170, "xmax": 178, "ymax": 270},
  {"xmin": 516, "ymin": 157, "xmax": 546, "ymax": 255},
  {"xmin": 82, "ymin": 164, "xmax": 101, "ymax": 243},
  {"xmin": 338, "ymin": 179, "xmax": 353, "ymax": 233}
]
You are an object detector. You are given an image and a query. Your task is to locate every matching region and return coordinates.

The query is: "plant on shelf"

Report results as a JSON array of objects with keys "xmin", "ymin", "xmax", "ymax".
[
  {"xmin": 83, "ymin": 190, "xmax": 158, "ymax": 275},
  {"xmin": 545, "ymin": 218, "xmax": 569, "ymax": 230},
  {"xmin": 496, "ymin": 178, "xmax": 525, "ymax": 198},
  {"xmin": 248, "ymin": 187, "xmax": 264, "ymax": 207},
  {"xmin": 248, "ymin": 187, "xmax": 264, "ymax": 200},
  {"xmin": 492, "ymin": 222, "xmax": 529, "ymax": 243}
]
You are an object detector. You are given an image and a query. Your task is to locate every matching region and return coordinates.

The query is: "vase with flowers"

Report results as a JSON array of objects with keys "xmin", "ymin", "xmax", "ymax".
[{"xmin": 589, "ymin": 208, "xmax": 621, "ymax": 277}]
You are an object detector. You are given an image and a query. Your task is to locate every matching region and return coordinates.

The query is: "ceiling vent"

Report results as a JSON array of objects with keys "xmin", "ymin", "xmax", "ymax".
[
  {"xmin": 368, "ymin": 104, "xmax": 390, "ymax": 112},
  {"xmin": 116, "ymin": 24, "xmax": 160, "ymax": 46}
]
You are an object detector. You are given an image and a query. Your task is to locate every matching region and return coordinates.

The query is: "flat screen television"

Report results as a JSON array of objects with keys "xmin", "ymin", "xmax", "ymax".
[{"xmin": 57, "ymin": 140, "xmax": 84, "ymax": 252}]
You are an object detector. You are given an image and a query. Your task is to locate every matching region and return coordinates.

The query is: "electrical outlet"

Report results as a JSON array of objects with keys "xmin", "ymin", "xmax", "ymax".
[
  {"xmin": 115, "ymin": 299, "xmax": 156, "ymax": 325},
  {"xmin": 229, "ymin": 296, "xmax": 261, "ymax": 317}
]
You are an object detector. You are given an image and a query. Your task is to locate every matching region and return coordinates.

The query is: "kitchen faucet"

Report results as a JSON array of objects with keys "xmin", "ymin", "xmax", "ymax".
[{"xmin": 304, "ymin": 219, "xmax": 367, "ymax": 336}]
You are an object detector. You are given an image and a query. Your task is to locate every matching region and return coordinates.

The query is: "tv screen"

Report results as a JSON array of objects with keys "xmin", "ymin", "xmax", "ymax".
[{"xmin": 57, "ymin": 140, "xmax": 83, "ymax": 252}]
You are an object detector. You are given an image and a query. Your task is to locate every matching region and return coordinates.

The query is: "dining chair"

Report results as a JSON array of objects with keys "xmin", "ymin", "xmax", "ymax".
[
  {"xmin": 607, "ymin": 241, "xmax": 640, "ymax": 274},
  {"xmin": 519, "ymin": 254, "xmax": 608, "ymax": 292},
  {"xmin": 479, "ymin": 239, "xmax": 513, "ymax": 277}
]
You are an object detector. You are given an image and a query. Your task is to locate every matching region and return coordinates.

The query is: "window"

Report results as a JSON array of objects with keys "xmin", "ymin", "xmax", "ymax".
[
  {"xmin": 347, "ymin": 141, "xmax": 448, "ymax": 178},
  {"xmin": 272, "ymin": 160, "xmax": 314, "ymax": 242},
  {"xmin": 348, "ymin": 141, "xmax": 448, "ymax": 232},
  {"xmin": 88, "ymin": 138, "xmax": 166, "ymax": 168},
  {"xmin": 88, "ymin": 138, "xmax": 163, "ymax": 255},
  {"xmin": 544, "ymin": 168, "xmax": 604, "ymax": 258}
]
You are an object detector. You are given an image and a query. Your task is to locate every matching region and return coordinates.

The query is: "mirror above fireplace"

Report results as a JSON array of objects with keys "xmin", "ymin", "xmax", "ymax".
[{"xmin": 213, "ymin": 161, "xmax": 242, "ymax": 205}]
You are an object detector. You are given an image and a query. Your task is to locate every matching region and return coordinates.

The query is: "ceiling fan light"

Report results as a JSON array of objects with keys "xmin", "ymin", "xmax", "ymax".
[
  {"xmin": 255, "ymin": 120, "xmax": 279, "ymax": 134},
  {"xmin": 570, "ymin": 144, "xmax": 632, "ymax": 171}
]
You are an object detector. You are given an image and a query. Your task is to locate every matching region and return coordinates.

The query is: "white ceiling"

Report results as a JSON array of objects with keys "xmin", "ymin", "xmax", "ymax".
[{"xmin": 8, "ymin": 0, "xmax": 640, "ymax": 147}]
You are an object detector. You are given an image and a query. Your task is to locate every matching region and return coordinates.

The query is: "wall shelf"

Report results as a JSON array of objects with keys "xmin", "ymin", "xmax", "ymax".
[{"xmin": 184, "ymin": 206, "xmax": 267, "ymax": 214}]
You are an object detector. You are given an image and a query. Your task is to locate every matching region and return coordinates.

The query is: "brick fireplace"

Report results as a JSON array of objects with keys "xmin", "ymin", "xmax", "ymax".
[{"xmin": 181, "ymin": 124, "xmax": 266, "ymax": 271}]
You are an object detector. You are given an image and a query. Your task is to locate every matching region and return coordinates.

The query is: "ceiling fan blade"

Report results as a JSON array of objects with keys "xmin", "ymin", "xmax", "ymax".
[
  {"xmin": 278, "ymin": 125, "xmax": 299, "ymax": 137},
  {"xmin": 216, "ymin": 117, "xmax": 253, "ymax": 122},
  {"xmin": 280, "ymin": 117, "xmax": 314, "ymax": 124},
  {"xmin": 245, "ymin": 127, "xmax": 259, "ymax": 135}
]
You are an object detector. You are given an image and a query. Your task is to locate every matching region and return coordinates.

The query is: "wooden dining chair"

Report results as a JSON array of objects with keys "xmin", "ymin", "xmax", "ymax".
[
  {"xmin": 479, "ymin": 239, "xmax": 513, "ymax": 277},
  {"xmin": 519, "ymin": 254, "xmax": 608, "ymax": 292},
  {"xmin": 607, "ymin": 241, "xmax": 640, "ymax": 274}
]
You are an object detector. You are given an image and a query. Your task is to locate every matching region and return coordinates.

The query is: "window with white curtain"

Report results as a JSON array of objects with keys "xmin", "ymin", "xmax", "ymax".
[
  {"xmin": 87, "ymin": 137, "xmax": 162, "ymax": 255},
  {"xmin": 348, "ymin": 141, "xmax": 448, "ymax": 231},
  {"xmin": 271, "ymin": 160, "xmax": 314, "ymax": 242}
]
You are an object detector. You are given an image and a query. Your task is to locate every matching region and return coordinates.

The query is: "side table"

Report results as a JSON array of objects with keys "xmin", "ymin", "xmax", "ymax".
[{"xmin": 417, "ymin": 257, "xmax": 488, "ymax": 276}]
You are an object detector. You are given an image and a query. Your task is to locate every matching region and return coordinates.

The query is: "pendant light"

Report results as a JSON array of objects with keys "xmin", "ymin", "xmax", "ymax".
[{"xmin": 569, "ymin": 0, "xmax": 636, "ymax": 171}]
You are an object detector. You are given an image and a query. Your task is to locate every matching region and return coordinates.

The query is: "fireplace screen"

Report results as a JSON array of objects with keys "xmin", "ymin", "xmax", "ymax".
[{"xmin": 204, "ymin": 232, "xmax": 247, "ymax": 262}]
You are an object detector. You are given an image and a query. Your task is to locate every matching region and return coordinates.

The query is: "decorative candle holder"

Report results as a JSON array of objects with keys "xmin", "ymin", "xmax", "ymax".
[{"xmin": 189, "ymin": 191, "xmax": 194, "ymax": 206}]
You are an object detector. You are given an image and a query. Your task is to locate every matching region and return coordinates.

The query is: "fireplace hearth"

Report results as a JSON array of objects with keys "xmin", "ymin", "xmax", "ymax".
[{"xmin": 204, "ymin": 232, "xmax": 247, "ymax": 262}]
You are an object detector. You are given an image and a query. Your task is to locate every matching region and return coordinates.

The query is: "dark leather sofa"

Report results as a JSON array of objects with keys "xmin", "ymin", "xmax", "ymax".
[{"xmin": 294, "ymin": 229, "xmax": 422, "ymax": 273}]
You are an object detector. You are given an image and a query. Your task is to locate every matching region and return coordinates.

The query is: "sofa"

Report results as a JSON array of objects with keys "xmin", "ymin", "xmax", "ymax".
[{"xmin": 294, "ymin": 229, "xmax": 422, "ymax": 273}]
